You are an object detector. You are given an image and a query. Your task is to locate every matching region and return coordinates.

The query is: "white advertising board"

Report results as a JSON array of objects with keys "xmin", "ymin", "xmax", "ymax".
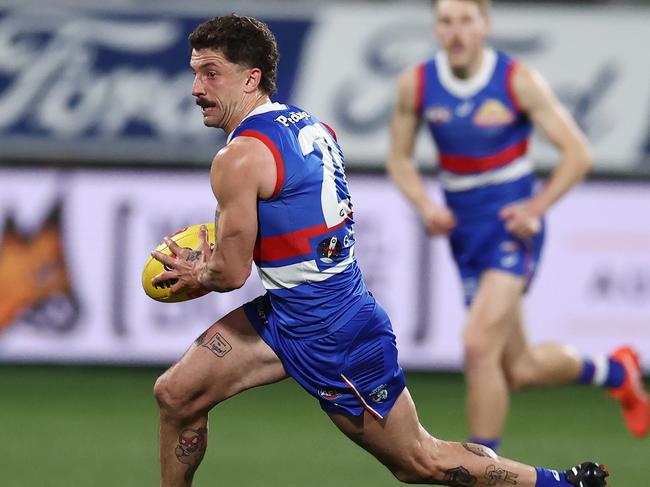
[{"xmin": 0, "ymin": 169, "xmax": 648, "ymax": 372}]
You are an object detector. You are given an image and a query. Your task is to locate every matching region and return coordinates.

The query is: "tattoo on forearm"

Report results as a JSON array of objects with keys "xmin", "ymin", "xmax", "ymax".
[
  {"xmin": 175, "ymin": 427, "xmax": 208, "ymax": 482},
  {"xmin": 462, "ymin": 442, "xmax": 499, "ymax": 460},
  {"xmin": 484, "ymin": 465, "xmax": 519, "ymax": 485},
  {"xmin": 442, "ymin": 466, "xmax": 477, "ymax": 486},
  {"xmin": 202, "ymin": 331, "xmax": 232, "ymax": 357}
]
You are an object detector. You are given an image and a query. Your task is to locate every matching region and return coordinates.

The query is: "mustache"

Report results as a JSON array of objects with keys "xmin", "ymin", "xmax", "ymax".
[{"xmin": 195, "ymin": 98, "xmax": 217, "ymax": 109}]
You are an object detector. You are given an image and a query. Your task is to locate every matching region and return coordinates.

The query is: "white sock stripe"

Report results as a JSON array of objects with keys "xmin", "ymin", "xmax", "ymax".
[{"xmin": 592, "ymin": 355, "xmax": 609, "ymax": 386}]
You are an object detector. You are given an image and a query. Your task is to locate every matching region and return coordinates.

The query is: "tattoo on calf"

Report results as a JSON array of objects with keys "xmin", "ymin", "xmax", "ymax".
[
  {"xmin": 484, "ymin": 465, "xmax": 518, "ymax": 486},
  {"xmin": 442, "ymin": 466, "xmax": 478, "ymax": 486},
  {"xmin": 462, "ymin": 442, "xmax": 499, "ymax": 460},
  {"xmin": 175, "ymin": 427, "xmax": 207, "ymax": 481},
  {"xmin": 202, "ymin": 332, "xmax": 232, "ymax": 357}
]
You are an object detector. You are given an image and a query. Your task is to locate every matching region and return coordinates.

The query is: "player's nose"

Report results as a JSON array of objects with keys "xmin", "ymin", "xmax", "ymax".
[{"xmin": 191, "ymin": 76, "xmax": 205, "ymax": 97}]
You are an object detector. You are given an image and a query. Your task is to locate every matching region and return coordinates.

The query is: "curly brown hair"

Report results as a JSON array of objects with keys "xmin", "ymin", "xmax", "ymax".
[{"xmin": 188, "ymin": 14, "xmax": 279, "ymax": 96}]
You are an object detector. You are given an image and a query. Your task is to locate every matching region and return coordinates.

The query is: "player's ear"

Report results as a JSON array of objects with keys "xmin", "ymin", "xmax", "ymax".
[{"xmin": 244, "ymin": 68, "xmax": 262, "ymax": 93}]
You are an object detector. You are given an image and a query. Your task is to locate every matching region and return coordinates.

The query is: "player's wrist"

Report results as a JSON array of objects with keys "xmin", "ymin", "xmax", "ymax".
[
  {"xmin": 197, "ymin": 264, "xmax": 216, "ymax": 291},
  {"xmin": 527, "ymin": 198, "xmax": 547, "ymax": 218}
]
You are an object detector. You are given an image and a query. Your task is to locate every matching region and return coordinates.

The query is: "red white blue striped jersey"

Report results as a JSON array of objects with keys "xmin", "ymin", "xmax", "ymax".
[
  {"xmin": 417, "ymin": 49, "xmax": 534, "ymax": 216},
  {"xmin": 228, "ymin": 102, "xmax": 369, "ymax": 338}
]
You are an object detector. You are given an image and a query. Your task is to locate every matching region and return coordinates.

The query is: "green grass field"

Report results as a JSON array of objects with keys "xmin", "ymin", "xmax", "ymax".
[{"xmin": 0, "ymin": 366, "xmax": 647, "ymax": 486}]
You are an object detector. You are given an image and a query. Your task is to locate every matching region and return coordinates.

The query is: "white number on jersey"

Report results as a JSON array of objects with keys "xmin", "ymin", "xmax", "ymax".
[{"xmin": 298, "ymin": 124, "xmax": 351, "ymax": 228}]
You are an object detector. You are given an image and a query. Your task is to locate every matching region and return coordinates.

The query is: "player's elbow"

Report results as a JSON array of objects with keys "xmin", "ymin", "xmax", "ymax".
[
  {"xmin": 570, "ymin": 140, "xmax": 593, "ymax": 177},
  {"xmin": 386, "ymin": 156, "xmax": 408, "ymax": 180},
  {"xmin": 221, "ymin": 266, "xmax": 250, "ymax": 291}
]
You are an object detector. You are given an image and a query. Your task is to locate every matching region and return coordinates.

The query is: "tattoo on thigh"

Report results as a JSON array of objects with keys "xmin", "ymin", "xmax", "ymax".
[
  {"xmin": 442, "ymin": 466, "xmax": 477, "ymax": 486},
  {"xmin": 194, "ymin": 329, "xmax": 210, "ymax": 346},
  {"xmin": 175, "ymin": 427, "xmax": 207, "ymax": 481},
  {"xmin": 462, "ymin": 442, "xmax": 499, "ymax": 460},
  {"xmin": 484, "ymin": 465, "xmax": 518, "ymax": 485},
  {"xmin": 202, "ymin": 332, "xmax": 232, "ymax": 357}
]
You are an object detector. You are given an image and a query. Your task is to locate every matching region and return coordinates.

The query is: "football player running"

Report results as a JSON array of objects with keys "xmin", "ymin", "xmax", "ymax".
[{"xmin": 151, "ymin": 13, "xmax": 611, "ymax": 487}]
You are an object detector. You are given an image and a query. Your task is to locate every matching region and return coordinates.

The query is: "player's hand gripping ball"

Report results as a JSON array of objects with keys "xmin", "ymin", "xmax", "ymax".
[{"xmin": 141, "ymin": 223, "xmax": 214, "ymax": 303}]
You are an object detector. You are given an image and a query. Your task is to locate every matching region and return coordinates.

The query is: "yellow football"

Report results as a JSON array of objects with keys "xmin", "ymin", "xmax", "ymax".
[{"xmin": 141, "ymin": 223, "xmax": 215, "ymax": 303}]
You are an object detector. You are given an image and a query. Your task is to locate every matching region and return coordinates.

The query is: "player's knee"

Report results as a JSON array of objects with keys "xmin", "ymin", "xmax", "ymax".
[
  {"xmin": 154, "ymin": 372, "xmax": 203, "ymax": 421},
  {"xmin": 463, "ymin": 332, "xmax": 496, "ymax": 372}
]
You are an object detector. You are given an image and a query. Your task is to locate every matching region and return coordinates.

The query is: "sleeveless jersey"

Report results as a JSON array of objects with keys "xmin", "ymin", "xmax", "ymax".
[
  {"xmin": 417, "ymin": 49, "xmax": 534, "ymax": 220},
  {"xmin": 229, "ymin": 102, "xmax": 368, "ymax": 338}
]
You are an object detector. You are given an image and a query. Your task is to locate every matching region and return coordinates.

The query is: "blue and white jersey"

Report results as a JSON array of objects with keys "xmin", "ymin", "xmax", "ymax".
[
  {"xmin": 416, "ymin": 49, "xmax": 534, "ymax": 220},
  {"xmin": 228, "ymin": 102, "xmax": 368, "ymax": 338}
]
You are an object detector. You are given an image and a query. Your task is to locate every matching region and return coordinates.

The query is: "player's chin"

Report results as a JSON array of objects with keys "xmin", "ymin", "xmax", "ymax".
[{"xmin": 202, "ymin": 116, "xmax": 219, "ymax": 127}]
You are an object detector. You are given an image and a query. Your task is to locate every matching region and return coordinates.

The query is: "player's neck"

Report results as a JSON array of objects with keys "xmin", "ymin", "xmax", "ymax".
[
  {"xmin": 226, "ymin": 94, "xmax": 272, "ymax": 133},
  {"xmin": 450, "ymin": 48, "xmax": 485, "ymax": 80}
]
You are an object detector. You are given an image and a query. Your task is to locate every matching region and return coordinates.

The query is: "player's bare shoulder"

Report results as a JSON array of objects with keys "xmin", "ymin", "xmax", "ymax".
[
  {"xmin": 211, "ymin": 134, "xmax": 277, "ymax": 200},
  {"xmin": 510, "ymin": 61, "xmax": 556, "ymax": 113},
  {"xmin": 395, "ymin": 65, "xmax": 420, "ymax": 112}
]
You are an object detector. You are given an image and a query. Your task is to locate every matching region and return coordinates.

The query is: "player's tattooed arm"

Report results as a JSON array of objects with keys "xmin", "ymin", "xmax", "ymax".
[{"xmin": 175, "ymin": 427, "xmax": 208, "ymax": 482}]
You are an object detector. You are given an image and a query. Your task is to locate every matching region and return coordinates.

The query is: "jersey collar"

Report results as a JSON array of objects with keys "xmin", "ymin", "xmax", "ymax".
[
  {"xmin": 227, "ymin": 101, "xmax": 288, "ymax": 144},
  {"xmin": 435, "ymin": 47, "xmax": 497, "ymax": 99}
]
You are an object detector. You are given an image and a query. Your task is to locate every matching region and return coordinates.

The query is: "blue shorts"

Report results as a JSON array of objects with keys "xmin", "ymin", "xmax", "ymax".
[
  {"xmin": 243, "ymin": 293, "xmax": 406, "ymax": 419},
  {"xmin": 449, "ymin": 217, "xmax": 545, "ymax": 305}
]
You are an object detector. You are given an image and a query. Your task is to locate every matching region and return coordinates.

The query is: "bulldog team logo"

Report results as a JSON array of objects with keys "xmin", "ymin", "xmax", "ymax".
[
  {"xmin": 473, "ymin": 99, "xmax": 515, "ymax": 127},
  {"xmin": 369, "ymin": 384, "xmax": 388, "ymax": 403}
]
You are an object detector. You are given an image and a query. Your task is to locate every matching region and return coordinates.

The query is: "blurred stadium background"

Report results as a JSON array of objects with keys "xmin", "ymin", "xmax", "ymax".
[{"xmin": 0, "ymin": 0, "xmax": 649, "ymax": 485}]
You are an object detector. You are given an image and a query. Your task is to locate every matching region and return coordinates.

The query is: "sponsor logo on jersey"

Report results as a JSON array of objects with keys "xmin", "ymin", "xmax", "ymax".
[
  {"xmin": 473, "ymin": 99, "xmax": 514, "ymax": 127},
  {"xmin": 318, "ymin": 236, "xmax": 342, "ymax": 263},
  {"xmin": 424, "ymin": 106, "xmax": 452, "ymax": 124},
  {"xmin": 369, "ymin": 384, "xmax": 389, "ymax": 403},
  {"xmin": 319, "ymin": 389, "xmax": 342, "ymax": 400},
  {"xmin": 274, "ymin": 111, "xmax": 311, "ymax": 127}
]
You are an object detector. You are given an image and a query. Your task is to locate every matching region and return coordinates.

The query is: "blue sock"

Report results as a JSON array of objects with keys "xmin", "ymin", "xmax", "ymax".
[
  {"xmin": 468, "ymin": 436, "xmax": 500, "ymax": 453},
  {"xmin": 578, "ymin": 359, "xmax": 596, "ymax": 384},
  {"xmin": 577, "ymin": 357, "xmax": 625, "ymax": 388},
  {"xmin": 535, "ymin": 467, "xmax": 570, "ymax": 486},
  {"xmin": 605, "ymin": 358, "xmax": 625, "ymax": 388}
]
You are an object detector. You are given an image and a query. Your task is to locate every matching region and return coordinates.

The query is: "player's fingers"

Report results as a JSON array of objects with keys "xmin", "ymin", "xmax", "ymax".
[
  {"xmin": 151, "ymin": 270, "xmax": 179, "ymax": 288},
  {"xmin": 499, "ymin": 206, "xmax": 512, "ymax": 219},
  {"xmin": 169, "ymin": 280, "xmax": 185, "ymax": 296},
  {"xmin": 151, "ymin": 250, "xmax": 177, "ymax": 267},
  {"xmin": 199, "ymin": 225, "xmax": 211, "ymax": 257},
  {"xmin": 164, "ymin": 237, "xmax": 184, "ymax": 256}
]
